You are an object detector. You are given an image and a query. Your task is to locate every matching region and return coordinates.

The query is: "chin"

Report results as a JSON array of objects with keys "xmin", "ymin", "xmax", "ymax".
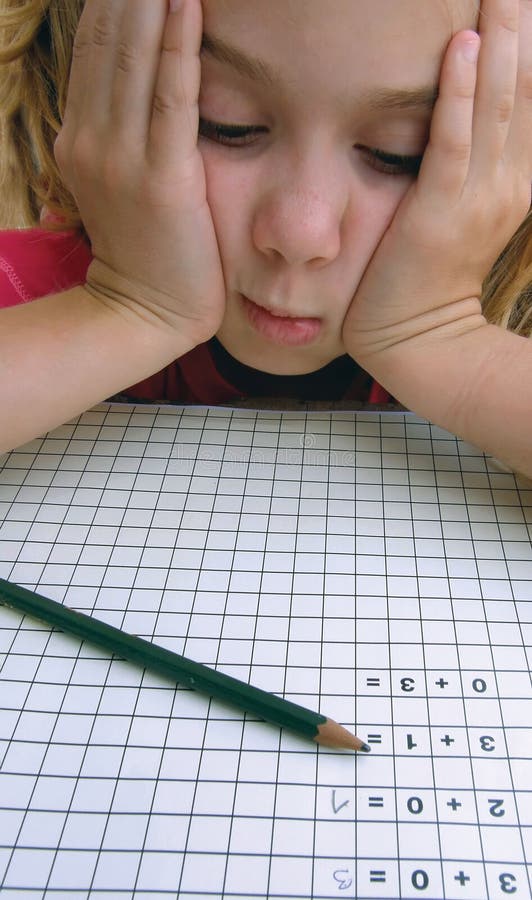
[
  {"xmin": 222, "ymin": 339, "xmax": 337, "ymax": 375},
  {"xmin": 215, "ymin": 299, "xmax": 347, "ymax": 375}
]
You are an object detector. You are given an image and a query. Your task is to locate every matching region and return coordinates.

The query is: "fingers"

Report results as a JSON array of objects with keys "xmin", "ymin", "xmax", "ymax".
[
  {"xmin": 419, "ymin": 0, "xmax": 531, "ymax": 209},
  {"xmin": 58, "ymin": 0, "xmax": 103, "ymax": 132},
  {"xmin": 148, "ymin": 0, "xmax": 203, "ymax": 173},
  {"xmin": 417, "ymin": 30, "xmax": 480, "ymax": 200},
  {"xmin": 58, "ymin": 0, "xmax": 203, "ymax": 170},
  {"xmin": 508, "ymin": 0, "xmax": 532, "ymax": 178},
  {"xmin": 472, "ymin": 0, "xmax": 520, "ymax": 173},
  {"xmin": 109, "ymin": 2, "xmax": 168, "ymax": 144},
  {"xmin": 75, "ymin": 0, "xmax": 128, "ymax": 128}
]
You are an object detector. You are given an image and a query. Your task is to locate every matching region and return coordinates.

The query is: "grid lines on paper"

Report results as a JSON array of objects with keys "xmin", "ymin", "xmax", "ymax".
[
  {"xmin": 2, "ymin": 404, "xmax": 174, "ymax": 894},
  {"xmin": 430, "ymin": 419, "xmax": 489, "ymax": 897},
  {"xmin": 453, "ymin": 429, "xmax": 532, "ymax": 900},
  {"xmin": 1, "ymin": 403, "xmax": 531, "ymax": 899}
]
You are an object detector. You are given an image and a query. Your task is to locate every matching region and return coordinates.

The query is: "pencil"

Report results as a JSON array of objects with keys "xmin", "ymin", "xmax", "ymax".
[{"xmin": 0, "ymin": 577, "xmax": 370, "ymax": 752}]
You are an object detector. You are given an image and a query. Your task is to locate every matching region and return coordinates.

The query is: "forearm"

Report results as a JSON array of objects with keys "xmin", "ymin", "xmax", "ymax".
[
  {"xmin": 358, "ymin": 319, "xmax": 532, "ymax": 479},
  {"xmin": 0, "ymin": 286, "xmax": 195, "ymax": 453}
]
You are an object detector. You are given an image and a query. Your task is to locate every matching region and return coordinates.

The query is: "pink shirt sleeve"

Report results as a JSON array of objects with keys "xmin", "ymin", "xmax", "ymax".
[{"xmin": 0, "ymin": 228, "xmax": 92, "ymax": 308}]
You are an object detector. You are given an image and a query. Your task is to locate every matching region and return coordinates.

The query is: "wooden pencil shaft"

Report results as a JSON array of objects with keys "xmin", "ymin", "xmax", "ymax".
[{"xmin": 0, "ymin": 578, "xmax": 325, "ymax": 739}]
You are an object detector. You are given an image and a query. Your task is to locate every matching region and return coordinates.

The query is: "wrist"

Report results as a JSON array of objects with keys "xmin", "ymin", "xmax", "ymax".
[
  {"xmin": 347, "ymin": 296, "xmax": 486, "ymax": 367},
  {"xmin": 348, "ymin": 299, "xmax": 489, "ymax": 429},
  {"xmin": 85, "ymin": 258, "xmax": 211, "ymax": 350},
  {"xmin": 344, "ymin": 297, "xmax": 487, "ymax": 380}
]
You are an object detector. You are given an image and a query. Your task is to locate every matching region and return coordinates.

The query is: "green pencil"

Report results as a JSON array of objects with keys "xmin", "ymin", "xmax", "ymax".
[{"xmin": 0, "ymin": 577, "xmax": 369, "ymax": 752}]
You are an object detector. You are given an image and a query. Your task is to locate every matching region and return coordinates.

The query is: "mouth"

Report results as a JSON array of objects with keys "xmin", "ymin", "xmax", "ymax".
[{"xmin": 240, "ymin": 294, "xmax": 323, "ymax": 347}]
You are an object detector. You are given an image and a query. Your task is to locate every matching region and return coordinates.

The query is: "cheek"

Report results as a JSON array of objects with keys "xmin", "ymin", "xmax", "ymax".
[
  {"xmin": 200, "ymin": 148, "xmax": 254, "ymax": 258},
  {"xmin": 343, "ymin": 178, "xmax": 409, "ymax": 274}
]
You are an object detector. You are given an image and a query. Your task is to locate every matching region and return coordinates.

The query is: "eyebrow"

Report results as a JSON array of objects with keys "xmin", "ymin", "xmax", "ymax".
[{"xmin": 201, "ymin": 33, "xmax": 439, "ymax": 112}]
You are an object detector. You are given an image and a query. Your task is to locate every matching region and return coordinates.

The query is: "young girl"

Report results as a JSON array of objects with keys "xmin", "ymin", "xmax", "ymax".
[{"xmin": 0, "ymin": 0, "xmax": 531, "ymax": 476}]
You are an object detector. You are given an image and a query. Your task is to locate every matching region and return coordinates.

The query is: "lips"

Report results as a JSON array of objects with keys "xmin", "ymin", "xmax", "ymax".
[{"xmin": 240, "ymin": 294, "xmax": 322, "ymax": 347}]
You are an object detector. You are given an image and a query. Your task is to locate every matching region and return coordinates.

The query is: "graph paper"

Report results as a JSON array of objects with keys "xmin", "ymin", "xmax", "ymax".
[{"xmin": 0, "ymin": 402, "xmax": 531, "ymax": 899}]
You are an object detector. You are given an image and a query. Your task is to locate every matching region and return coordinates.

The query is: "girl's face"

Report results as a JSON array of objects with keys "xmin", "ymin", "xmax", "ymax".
[{"xmin": 200, "ymin": 0, "xmax": 478, "ymax": 374}]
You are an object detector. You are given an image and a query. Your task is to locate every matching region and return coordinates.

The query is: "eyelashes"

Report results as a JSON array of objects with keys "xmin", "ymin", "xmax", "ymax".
[
  {"xmin": 362, "ymin": 146, "xmax": 423, "ymax": 177},
  {"xmin": 198, "ymin": 118, "xmax": 424, "ymax": 177},
  {"xmin": 198, "ymin": 119, "xmax": 266, "ymax": 146}
]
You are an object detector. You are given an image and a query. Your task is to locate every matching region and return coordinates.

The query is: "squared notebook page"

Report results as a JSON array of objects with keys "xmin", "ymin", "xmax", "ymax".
[{"xmin": 0, "ymin": 402, "xmax": 531, "ymax": 900}]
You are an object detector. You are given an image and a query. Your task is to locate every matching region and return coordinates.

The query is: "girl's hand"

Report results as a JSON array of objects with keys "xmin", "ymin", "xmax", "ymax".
[
  {"xmin": 342, "ymin": 0, "xmax": 531, "ymax": 377},
  {"xmin": 54, "ymin": 0, "xmax": 225, "ymax": 349}
]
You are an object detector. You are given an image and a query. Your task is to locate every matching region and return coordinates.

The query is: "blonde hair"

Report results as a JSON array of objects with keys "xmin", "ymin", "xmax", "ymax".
[
  {"xmin": 1, "ymin": 0, "xmax": 531, "ymax": 337},
  {"xmin": 0, "ymin": 0, "xmax": 83, "ymax": 230}
]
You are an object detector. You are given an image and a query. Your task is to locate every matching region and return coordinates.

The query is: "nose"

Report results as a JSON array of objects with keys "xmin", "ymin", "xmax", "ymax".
[{"xmin": 251, "ymin": 149, "xmax": 346, "ymax": 269}]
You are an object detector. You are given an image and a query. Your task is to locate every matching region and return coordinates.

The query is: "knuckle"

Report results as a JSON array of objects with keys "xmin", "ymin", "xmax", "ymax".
[
  {"xmin": 72, "ymin": 29, "xmax": 90, "ymax": 60},
  {"xmin": 440, "ymin": 136, "xmax": 471, "ymax": 163},
  {"xmin": 92, "ymin": 4, "xmax": 116, "ymax": 47},
  {"xmin": 70, "ymin": 130, "xmax": 97, "ymax": 174},
  {"xmin": 498, "ymin": 14, "xmax": 519, "ymax": 37},
  {"xmin": 152, "ymin": 90, "xmax": 178, "ymax": 117},
  {"xmin": 453, "ymin": 82, "xmax": 476, "ymax": 102},
  {"xmin": 116, "ymin": 41, "xmax": 139, "ymax": 74},
  {"xmin": 493, "ymin": 94, "xmax": 515, "ymax": 124}
]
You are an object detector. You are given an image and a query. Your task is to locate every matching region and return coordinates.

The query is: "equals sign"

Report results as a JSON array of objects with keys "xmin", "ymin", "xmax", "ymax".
[
  {"xmin": 370, "ymin": 871, "xmax": 386, "ymax": 883},
  {"xmin": 367, "ymin": 734, "xmax": 382, "ymax": 745},
  {"xmin": 366, "ymin": 677, "xmax": 381, "ymax": 687},
  {"xmin": 368, "ymin": 796, "xmax": 384, "ymax": 808}
]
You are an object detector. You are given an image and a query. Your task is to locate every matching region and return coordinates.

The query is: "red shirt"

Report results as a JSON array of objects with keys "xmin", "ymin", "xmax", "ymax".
[{"xmin": 0, "ymin": 227, "xmax": 391, "ymax": 405}]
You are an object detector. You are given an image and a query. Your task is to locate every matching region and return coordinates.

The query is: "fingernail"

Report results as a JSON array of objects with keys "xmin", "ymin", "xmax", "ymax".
[
  {"xmin": 169, "ymin": 0, "xmax": 182, "ymax": 12},
  {"xmin": 462, "ymin": 37, "xmax": 480, "ymax": 63}
]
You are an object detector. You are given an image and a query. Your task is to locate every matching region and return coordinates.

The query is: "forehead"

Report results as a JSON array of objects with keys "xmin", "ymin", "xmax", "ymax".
[{"xmin": 202, "ymin": 0, "xmax": 479, "ymax": 90}]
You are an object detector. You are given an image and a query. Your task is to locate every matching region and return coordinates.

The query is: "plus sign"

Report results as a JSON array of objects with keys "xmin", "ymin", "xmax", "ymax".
[
  {"xmin": 441, "ymin": 734, "xmax": 455, "ymax": 746},
  {"xmin": 447, "ymin": 798, "xmax": 462, "ymax": 811},
  {"xmin": 435, "ymin": 677, "xmax": 449, "ymax": 689},
  {"xmin": 455, "ymin": 871, "xmax": 470, "ymax": 886}
]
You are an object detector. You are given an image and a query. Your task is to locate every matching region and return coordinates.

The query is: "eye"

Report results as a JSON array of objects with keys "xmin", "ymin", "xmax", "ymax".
[
  {"xmin": 198, "ymin": 118, "xmax": 424, "ymax": 176},
  {"xmin": 360, "ymin": 146, "xmax": 424, "ymax": 177},
  {"xmin": 199, "ymin": 118, "xmax": 267, "ymax": 147}
]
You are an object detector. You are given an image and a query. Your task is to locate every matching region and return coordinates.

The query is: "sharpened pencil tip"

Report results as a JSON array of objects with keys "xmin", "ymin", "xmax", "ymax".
[
  {"xmin": 315, "ymin": 718, "xmax": 371, "ymax": 752},
  {"xmin": 360, "ymin": 742, "xmax": 371, "ymax": 753}
]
